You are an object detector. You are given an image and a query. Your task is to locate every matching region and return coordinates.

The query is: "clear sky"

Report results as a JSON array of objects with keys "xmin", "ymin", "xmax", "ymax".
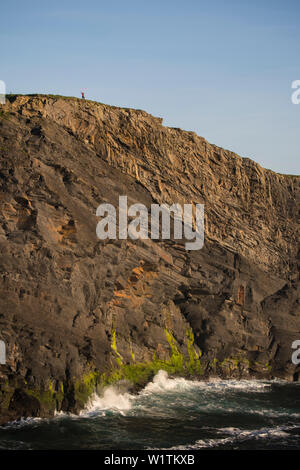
[{"xmin": 1, "ymin": 0, "xmax": 300, "ymax": 174}]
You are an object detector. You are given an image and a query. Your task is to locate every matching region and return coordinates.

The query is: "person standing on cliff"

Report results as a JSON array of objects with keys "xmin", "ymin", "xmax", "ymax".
[{"xmin": 81, "ymin": 92, "xmax": 85, "ymax": 99}]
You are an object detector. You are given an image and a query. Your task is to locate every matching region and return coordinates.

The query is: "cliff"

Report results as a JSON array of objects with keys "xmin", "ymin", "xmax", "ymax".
[{"xmin": 0, "ymin": 94, "xmax": 299, "ymax": 423}]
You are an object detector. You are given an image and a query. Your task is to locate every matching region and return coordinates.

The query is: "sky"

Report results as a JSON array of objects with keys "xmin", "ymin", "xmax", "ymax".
[{"xmin": 1, "ymin": 0, "xmax": 300, "ymax": 175}]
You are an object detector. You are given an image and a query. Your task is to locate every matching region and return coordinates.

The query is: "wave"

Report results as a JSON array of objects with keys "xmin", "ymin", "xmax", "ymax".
[
  {"xmin": 141, "ymin": 370, "xmax": 271, "ymax": 394},
  {"xmin": 1, "ymin": 370, "xmax": 295, "ymax": 427},
  {"xmin": 1, "ymin": 416, "xmax": 44, "ymax": 429},
  {"xmin": 81, "ymin": 369, "xmax": 273, "ymax": 416},
  {"xmin": 1, "ymin": 370, "xmax": 299, "ymax": 450},
  {"xmin": 81, "ymin": 386, "xmax": 135, "ymax": 417},
  {"xmin": 165, "ymin": 424, "xmax": 299, "ymax": 450}
]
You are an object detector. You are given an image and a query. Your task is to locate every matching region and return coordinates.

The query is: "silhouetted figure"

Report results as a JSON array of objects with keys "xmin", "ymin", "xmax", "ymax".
[{"xmin": 81, "ymin": 92, "xmax": 85, "ymax": 99}]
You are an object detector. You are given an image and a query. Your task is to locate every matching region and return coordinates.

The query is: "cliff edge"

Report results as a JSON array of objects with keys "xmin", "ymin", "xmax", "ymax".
[{"xmin": 0, "ymin": 95, "xmax": 299, "ymax": 423}]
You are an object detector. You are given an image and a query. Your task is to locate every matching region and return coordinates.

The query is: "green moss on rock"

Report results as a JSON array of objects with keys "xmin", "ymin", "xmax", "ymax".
[{"xmin": 74, "ymin": 370, "xmax": 101, "ymax": 408}]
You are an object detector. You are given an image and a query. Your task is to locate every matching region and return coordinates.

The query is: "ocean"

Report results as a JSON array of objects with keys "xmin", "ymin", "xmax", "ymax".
[{"xmin": 1, "ymin": 370, "xmax": 300, "ymax": 450}]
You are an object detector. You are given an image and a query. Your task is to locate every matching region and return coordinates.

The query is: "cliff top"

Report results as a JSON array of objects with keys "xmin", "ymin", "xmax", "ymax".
[{"xmin": 4, "ymin": 93, "xmax": 298, "ymax": 179}]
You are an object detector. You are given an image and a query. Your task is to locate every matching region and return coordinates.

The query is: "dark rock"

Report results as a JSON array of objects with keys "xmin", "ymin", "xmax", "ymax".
[
  {"xmin": 0, "ymin": 94, "xmax": 299, "ymax": 423},
  {"xmin": 9, "ymin": 388, "xmax": 40, "ymax": 418}
]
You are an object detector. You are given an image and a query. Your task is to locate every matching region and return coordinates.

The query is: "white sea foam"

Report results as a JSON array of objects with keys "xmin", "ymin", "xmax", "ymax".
[
  {"xmin": 1, "ymin": 416, "xmax": 43, "ymax": 429},
  {"xmin": 79, "ymin": 370, "xmax": 274, "ymax": 418},
  {"xmin": 143, "ymin": 370, "xmax": 272, "ymax": 394},
  {"xmin": 163, "ymin": 425, "xmax": 298, "ymax": 450},
  {"xmin": 79, "ymin": 370, "xmax": 197, "ymax": 416},
  {"xmin": 0, "ymin": 371, "xmax": 292, "ymax": 427},
  {"xmin": 141, "ymin": 369, "xmax": 193, "ymax": 394},
  {"xmin": 1, "ymin": 371, "xmax": 299, "ymax": 451},
  {"xmin": 80, "ymin": 386, "xmax": 134, "ymax": 417},
  {"xmin": 193, "ymin": 425, "xmax": 294, "ymax": 449}
]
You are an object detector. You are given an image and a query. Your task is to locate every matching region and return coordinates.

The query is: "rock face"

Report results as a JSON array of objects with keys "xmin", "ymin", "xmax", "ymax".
[{"xmin": 0, "ymin": 95, "xmax": 299, "ymax": 423}]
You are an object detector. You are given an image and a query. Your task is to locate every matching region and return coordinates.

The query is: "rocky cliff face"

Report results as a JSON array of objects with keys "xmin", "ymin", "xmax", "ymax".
[{"xmin": 0, "ymin": 95, "xmax": 299, "ymax": 423}]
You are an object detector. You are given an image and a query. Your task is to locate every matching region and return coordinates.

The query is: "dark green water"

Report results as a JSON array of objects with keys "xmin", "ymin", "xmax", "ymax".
[{"xmin": 1, "ymin": 370, "xmax": 300, "ymax": 450}]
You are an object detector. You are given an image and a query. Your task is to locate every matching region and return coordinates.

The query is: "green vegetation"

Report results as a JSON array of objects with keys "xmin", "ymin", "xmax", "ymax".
[
  {"xmin": 74, "ymin": 370, "xmax": 101, "ymax": 408},
  {"xmin": 164, "ymin": 328, "xmax": 185, "ymax": 372},
  {"xmin": 24, "ymin": 379, "xmax": 65, "ymax": 412},
  {"xmin": 111, "ymin": 327, "xmax": 124, "ymax": 367},
  {"xmin": 130, "ymin": 341, "xmax": 136, "ymax": 362},
  {"xmin": 100, "ymin": 327, "xmax": 204, "ymax": 390},
  {"xmin": 186, "ymin": 328, "xmax": 202, "ymax": 374},
  {"xmin": 0, "ymin": 382, "xmax": 14, "ymax": 410},
  {"xmin": 1, "ymin": 327, "xmax": 267, "ymax": 419}
]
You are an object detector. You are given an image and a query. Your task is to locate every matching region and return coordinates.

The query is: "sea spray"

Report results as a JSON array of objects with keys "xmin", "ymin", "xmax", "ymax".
[
  {"xmin": 79, "ymin": 370, "xmax": 273, "ymax": 419},
  {"xmin": 82, "ymin": 386, "xmax": 134, "ymax": 416},
  {"xmin": 2, "ymin": 372, "xmax": 300, "ymax": 450}
]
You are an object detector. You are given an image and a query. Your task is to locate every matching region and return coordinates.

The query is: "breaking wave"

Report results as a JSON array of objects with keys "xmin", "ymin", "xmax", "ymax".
[
  {"xmin": 1, "ymin": 370, "xmax": 300, "ymax": 449},
  {"xmin": 81, "ymin": 369, "xmax": 273, "ymax": 417}
]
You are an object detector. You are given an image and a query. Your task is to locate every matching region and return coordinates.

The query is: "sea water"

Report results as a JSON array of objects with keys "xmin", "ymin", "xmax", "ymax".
[{"xmin": 1, "ymin": 370, "xmax": 300, "ymax": 450}]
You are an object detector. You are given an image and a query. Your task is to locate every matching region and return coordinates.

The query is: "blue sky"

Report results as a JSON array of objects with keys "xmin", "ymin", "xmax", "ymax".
[{"xmin": 1, "ymin": 0, "xmax": 300, "ymax": 174}]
